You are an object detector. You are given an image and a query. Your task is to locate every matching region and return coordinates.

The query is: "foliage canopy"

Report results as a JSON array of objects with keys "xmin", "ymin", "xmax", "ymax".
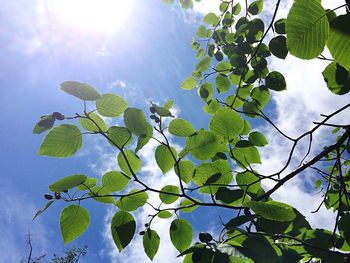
[{"xmin": 33, "ymin": 0, "xmax": 350, "ymax": 262}]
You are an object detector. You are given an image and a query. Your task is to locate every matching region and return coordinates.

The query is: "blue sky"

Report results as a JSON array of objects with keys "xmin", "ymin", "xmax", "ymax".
[
  {"xmin": 1, "ymin": 0, "xmax": 350, "ymax": 262},
  {"xmin": 0, "ymin": 1, "xmax": 214, "ymax": 261}
]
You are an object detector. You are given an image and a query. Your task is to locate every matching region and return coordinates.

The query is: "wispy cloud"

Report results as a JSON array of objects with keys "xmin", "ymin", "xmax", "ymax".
[
  {"xmin": 99, "ymin": 138, "xmax": 184, "ymax": 263},
  {"xmin": 255, "ymin": 0, "xmax": 350, "ymax": 230},
  {"xmin": 0, "ymin": 182, "xmax": 50, "ymax": 263}
]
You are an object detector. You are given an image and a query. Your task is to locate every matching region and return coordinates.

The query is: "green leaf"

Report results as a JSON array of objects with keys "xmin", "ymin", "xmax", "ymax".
[
  {"xmin": 158, "ymin": 211, "xmax": 173, "ymax": 219},
  {"xmin": 155, "ymin": 145, "xmax": 177, "ymax": 174},
  {"xmin": 248, "ymin": 0, "xmax": 263, "ymax": 15},
  {"xmin": 215, "ymin": 188, "xmax": 244, "ymax": 205},
  {"xmin": 88, "ymin": 186, "xmax": 115, "ymax": 204},
  {"xmin": 198, "ymin": 83, "xmax": 214, "ymax": 102},
  {"xmin": 49, "ymin": 174, "xmax": 87, "ymax": 192},
  {"xmin": 265, "ymin": 71, "xmax": 286, "ymax": 91},
  {"xmin": 243, "ymin": 201, "xmax": 296, "ymax": 222},
  {"xmin": 38, "ymin": 124, "xmax": 82, "ymax": 157},
  {"xmin": 180, "ymin": 198, "xmax": 199, "ymax": 213},
  {"xmin": 174, "ymin": 160, "xmax": 195, "ymax": 184},
  {"xmin": 116, "ymin": 190, "xmax": 148, "ymax": 211},
  {"xmin": 269, "ymin": 36, "xmax": 288, "ymax": 59},
  {"xmin": 169, "ymin": 118, "xmax": 195, "ymax": 137},
  {"xmin": 216, "ymin": 62, "xmax": 232, "ymax": 74},
  {"xmin": 79, "ymin": 113, "xmax": 107, "ymax": 132},
  {"xmin": 107, "ymin": 126, "xmax": 133, "ymax": 149},
  {"xmin": 204, "ymin": 13, "xmax": 220, "ymax": 26},
  {"xmin": 164, "ymin": 99, "xmax": 174, "ymax": 110},
  {"xmin": 33, "ymin": 200, "xmax": 55, "ymax": 220},
  {"xmin": 180, "ymin": 0, "xmax": 193, "ymax": 9},
  {"xmin": 230, "ymin": 54, "xmax": 246, "ymax": 68},
  {"xmin": 102, "ymin": 171, "xmax": 130, "ymax": 192},
  {"xmin": 243, "ymin": 101, "xmax": 260, "ymax": 118},
  {"xmin": 143, "ymin": 229, "xmax": 160, "ymax": 261},
  {"xmin": 169, "ymin": 219, "xmax": 193, "ymax": 252},
  {"xmin": 60, "ymin": 205, "xmax": 90, "ymax": 245},
  {"xmin": 274, "ymin": 18, "xmax": 286, "ymax": 34},
  {"xmin": 33, "ymin": 115, "xmax": 55, "ymax": 134},
  {"xmin": 159, "ymin": 185, "xmax": 180, "ymax": 204},
  {"xmin": 286, "ymin": 0, "xmax": 329, "ymax": 59},
  {"xmin": 236, "ymin": 171, "xmax": 261, "ymax": 196},
  {"xmin": 181, "ymin": 77, "xmax": 197, "ymax": 90},
  {"xmin": 196, "ymin": 25, "xmax": 210, "ymax": 38},
  {"xmin": 118, "ymin": 150, "xmax": 141, "ymax": 176},
  {"xmin": 76, "ymin": 177, "xmax": 98, "ymax": 190},
  {"xmin": 186, "ymin": 130, "xmax": 223, "ymax": 160},
  {"xmin": 124, "ymin": 108, "xmax": 149, "ymax": 137},
  {"xmin": 195, "ymin": 56, "xmax": 211, "ymax": 73},
  {"xmin": 251, "ymin": 86, "xmax": 270, "ymax": 108},
  {"xmin": 193, "ymin": 160, "xmax": 233, "ymax": 194},
  {"xmin": 135, "ymin": 123, "xmax": 153, "ymax": 152},
  {"xmin": 232, "ymin": 140, "xmax": 261, "ymax": 167},
  {"xmin": 241, "ymin": 120, "xmax": 251, "ymax": 135},
  {"xmin": 60, "ymin": 81, "xmax": 101, "ymax": 101},
  {"xmin": 209, "ymin": 107, "xmax": 244, "ymax": 141},
  {"xmin": 203, "ymin": 99, "xmax": 220, "ymax": 115},
  {"xmin": 248, "ymin": 131, "xmax": 268, "ymax": 147},
  {"xmin": 96, "ymin": 93, "xmax": 128, "ymax": 117},
  {"xmin": 216, "ymin": 74, "xmax": 231, "ymax": 93},
  {"xmin": 111, "ymin": 211, "xmax": 136, "ymax": 252},
  {"xmin": 322, "ymin": 62, "xmax": 350, "ymax": 95},
  {"xmin": 229, "ymin": 2, "xmax": 240, "ymax": 15},
  {"xmin": 327, "ymin": 15, "xmax": 350, "ymax": 70},
  {"xmin": 151, "ymin": 103, "xmax": 174, "ymax": 117}
]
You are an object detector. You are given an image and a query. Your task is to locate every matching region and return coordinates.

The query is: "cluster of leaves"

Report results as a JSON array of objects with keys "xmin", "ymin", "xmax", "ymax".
[{"xmin": 33, "ymin": 0, "xmax": 350, "ymax": 262}]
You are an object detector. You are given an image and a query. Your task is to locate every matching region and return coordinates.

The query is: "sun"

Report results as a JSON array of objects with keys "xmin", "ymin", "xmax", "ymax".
[{"xmin": 48, "ymin": 0, "xmax": 135, "ymax": 33}]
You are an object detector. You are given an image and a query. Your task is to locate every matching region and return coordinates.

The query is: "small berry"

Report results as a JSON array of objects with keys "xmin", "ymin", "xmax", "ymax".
[
  {"xmin": 63, "ymin": 189, "xmax": 68, "ymax": 193},
  {"xmin": 54, "ymin": 192, "xmax": 61, "ymax": 200},
  {"xmin": 52, "ymin": 112, "xmax": 65, "ymax": 120},
  {"xmin": 144, "ymin": 223, "xmax": 149, "ymax": 228},
  {"xmin": 150, "ymin": 107, "xmax": 156, "ymax": 113},
  {"xmin": 44, "ymin": 194, "xmax": 53, "ymax": 200},
  {"xmin": 150, "ymin": 115, "xmax": 156, "ymax": 119},
  {"xmin": 139, "ymin": 231, "xmax": 145, "ymax": 235},
  {"xmin": 154, "ymin": 117, "xmax": 160, "ymax": 123}
]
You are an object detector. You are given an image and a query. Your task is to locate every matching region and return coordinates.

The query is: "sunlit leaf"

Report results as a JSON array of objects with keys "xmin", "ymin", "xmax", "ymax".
[
  {"xmin": 327, "ymin": 15, "xmax": 350, "ymax": 70},
  {"xmin": 60, "ymin": 205, "xmax": 90, "ymax": 245},
  {"xmin": 102, "ymin": 171, "xmax": 130, "ymax": 192},
  {"xmin": 79, "ymin": 113, "xmax": 107, "ymax": 132},
  {"xmin": 186, "ymin": 130, "xmax": 223, "ymax": 160},
  {"xmin": 49, "ymin": 174, "xmax": 87, "ymax": 192},
  {"xmin": 155, "ymin": 145, "xmax": 177, "ymax": 174},
  {"xmin": 286, "ymin": 0, "xmax": 329, "ymax": 59},
  {"xmin": 107, "ymin": 126, "xmax": 133, "ymax": 149},
  {"xmin": 38, "ymin": 124, "xmax": 82, "ymax": 157},
  {"xmin": 243, "ymin": 201, "xmax": 296, "ymax": 222},
  {"xmin": 116, "ymin": 190, "xmax": 148, "ymax": 211},
  {"xmin": 159, "ymin": 185, "xmax": 180, "ymax": 204},
  {"xmin": 322, "ymin": 62, "xmax": 350, "ymax": 95},
  {"xmin": 60, "ymin": 81, "xmax": 101, "ymax": 101},
  {"xmin": 96, "ymin": 93, "xmax": 128, "ymax": 117},
  {"xmin": 111, "ymin": 211, "xmax": 136, "ymax": 252},
  {"xmin": 117, "ymin": 150, "xmax": 141, "ymax": 176},
  {"xmin": 169, "ymin": 118, "xmax": 195, "ymax": 137},
  {"xmin": 143, "ymin": 229, "xmax": 160, "ymax": 260},
  {"xmin": 169, "ymin": 219, "xmax": 193, "ymax": 252},
  {"xmin": 124, "ymin": 108, "xmax": 149, "ymax": 137}
]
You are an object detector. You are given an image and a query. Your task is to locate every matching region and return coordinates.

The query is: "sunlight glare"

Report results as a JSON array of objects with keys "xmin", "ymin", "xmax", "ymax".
[{"xmin": 48, "ymin": 0, "xmax": 134, "ymax": 33}]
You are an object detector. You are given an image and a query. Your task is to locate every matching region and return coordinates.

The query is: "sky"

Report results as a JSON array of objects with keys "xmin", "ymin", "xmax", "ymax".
[{"xmin": 0, "ymin": 0, "xmax": 349, "ymax": 262}]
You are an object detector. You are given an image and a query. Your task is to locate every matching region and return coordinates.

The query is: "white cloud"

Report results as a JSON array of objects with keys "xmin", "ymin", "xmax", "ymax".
[
  {"xmin": 254, "ymin": 0, "xmax": 350, "ymax": 230},
  {"xmin": 99, "ymin": 138, "xmax": 184, "ymax": 263},
  {"xmin": 0, "ymin": 184, "xmax": 50, "ymax": 263}
]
